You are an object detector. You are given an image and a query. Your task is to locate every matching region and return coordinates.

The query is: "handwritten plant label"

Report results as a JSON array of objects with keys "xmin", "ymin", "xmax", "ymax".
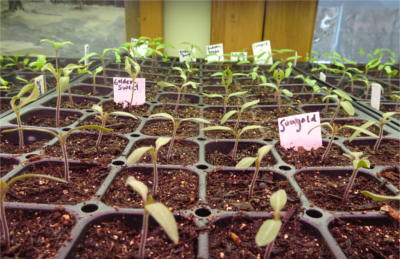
[
  {"xmin": 319, "ymin": 72, "xmax": 326, "ymax": 82},
  {"xmin": 252, "ymin": 40, "xmax": 273, "ymax": 65},
  {"xmin": 34, "ymin": 75, "xmax": 46, "ymax": 95},
  {"xmin": 371, "ymin": 82, "xmax": 382, "ymax": 110},
  {"xmin": 278, "ymin": 112, "xmax": 322, "ymax": 151},
  {"xmin": 131, "ymin": 38, "xmax": 148, "ymax": 57},
  {"xmin": 206, "ymin": 43, "xmax": 224, "ymax": 62},
  {"xmin": 84, "ymin": 44, "xmax": 89, "ymax": 66},
  {"xmin": 113, "ymin": 77, "xmax": 146, "ymax": 107},
  {"xmin": 230, "ymin": 52, "xmax": 247, "ymax": 62},
  {"xmin": 179, "ymin": 49, "xmax": 196, "ymax": 63}
]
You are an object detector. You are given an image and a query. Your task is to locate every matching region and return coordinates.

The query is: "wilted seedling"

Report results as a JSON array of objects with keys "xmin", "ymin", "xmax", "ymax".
[
  {"xmin": 220, "ymin": 99, "xmax": 259, "ymax": 130},
  {"xmin": 259, "ymin": 69, "xmax": 293, "ymax": 111},
  {"xmin": 212, "ymin": 67, "xmax": 247, "ymax": 95},
  {"xmin": 235, "ymin": 144, "xmax": 273, "ymax": 197},
  {"xmin": 127, "ymin": 137, "xmax": 171, "ymax": 196},
  {"xmin": 255, "ymin": 189, "xmax": 287, "ymax": 259},
  {"xmin": 149, "ymin": 113, "xmax": 210, "ymax": 160},
  {"xmin": 125, "ymin": 176, "xmax": 178, "ymax": 259},
  {"xmin": 322, "ymin": 89, "xmax": 355, "ymax": 124},
  {"xmin": 157, "ymin": 71, "xmax": 198, "ymax": 112},
  {"xmin": 0, "ymin": 173, "xmax": 67, "ymax": 249},
  {"xmin": 2, "ymin": 125, "xmax": 111, "ymax": 182},
  {"xmin": 203, "ymin": 124, "xmax": 263, "ymax": 160},
  {"xmin": 10, "ymin": 82, "xmax": 40, "ymax": 148},
  {"xmin": 91, "ymin": 104, "xmax": 137, "ymax": 147},
  {"xmin": 203, "ymin": 91, "xmax": 248, "ymax": 114},
  {"xmin": 125, "ymin": 56, "xmax": 141, "ymax": 109},
  {"xmin": 360, "ymin": 191, "xmax": 400, "ymax": 201},
  {"xmin": 342, "ymin": 151, "xmax": 370, "ymax": 201},
  {"xmin": 308, "ymin": 122, "xmax": 378, "ymax": 161},
  {"xmin": 41, "ymin": 39, "xmax": 74, "ymax": 71},
  {"xmin": 349, "ymin": 112, "xmax": 398, "ymax": 152}
]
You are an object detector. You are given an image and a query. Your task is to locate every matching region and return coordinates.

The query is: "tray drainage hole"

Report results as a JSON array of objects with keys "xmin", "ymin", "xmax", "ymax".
[
  {"xmin": 86, "ymin": 109, "xmax": 94, "ymax": 113},
  {"xmin": 25, "ymin": 154, "xmax": 36, "ymax": 159},
  {"xmin": 279, "ymin": 165, "xmax": 291, "ymax": 171},
  {"xmin": 81, "ymin": 204, "xmax": 98, "ymax": 213},
  {"xmin": 263, "ymin": 138, "xmax": 273, "ymax": 142},
  {"xmin": 195, "ymin": 208, "xmax": 211, "ymax": 217},
  {"xmin": 196, "ymin": 164, "xmax": 208, "ymax": 170},
  {"xmin": 142, "ymin": 115, "xmax": 149, "ymax": 118},
  {"xmin": 151, "ymin": 101, "xmax": 157, "ymax": 104},
  {"xmin": 112, "ymin": 160, "xmax": 125, "ymax": 166},
  {"xmin": 130, "ymin": 133, "xmax": 140, "ymax": 137},
  {"xmin": 305, "ymin": 209, "xmax": 323, "ymax": 218},
  {"xmin": 334, "ymin": 137, "xmax": 339, "ymax": 140},
  {"xmin": 197, "ymin": 137, "xmax": 206, "ymax": 141},
  {"xmin": 62, "ymin": 127, "xmax": 71, "ymax": 132},
  {"xmin": 198, "ymin": 104, "xmax": 204, "ymax": 107}
]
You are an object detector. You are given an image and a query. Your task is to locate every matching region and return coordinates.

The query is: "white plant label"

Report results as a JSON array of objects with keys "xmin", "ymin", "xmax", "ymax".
[
  {"xmin": 34, "ymin": 75, "xmax": 46, "ymax": 95},
  {"xmin": 278, "ymin": 112, "xmax": 322, "ymax": 151},
  {"xmin": 179, "ymin": 49, "xmax": 196, "ymax": 63},
  {"xmin": 84, "ymin": 44, "xmax": 89, "ymax": 66},
  {"xmin": 230, "ymin": 52, "xmax": 247, "ymax": 62},
  {"xmin": 252, "ymin": 40, "xmax": 273, "ymax": 65},
  {"xmin": 113, "ymin": 77, "xmax": 146, "ymax": 108},
  {"xmin": 319, "ymin": 72, "xmax": 326, "ymax": 82},
  {"xmin": 371, "ymin": 82, "xmax": 382, "ymax": 110},
  {"xmin": 131, "ymin": 38, "xmax": 148, "ymax": 57},
  {"xmin": 206, "ymin": 43, "xmax": 224, "ymax": 62}
]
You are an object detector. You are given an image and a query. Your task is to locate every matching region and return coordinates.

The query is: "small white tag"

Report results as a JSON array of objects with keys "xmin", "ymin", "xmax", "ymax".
[
  {"xmin": 113, "ymin": 77, "xmax": 146, "ymax": 108},
  {"xmin": 294, "ymin": 51, "xmax": 298, "ymax": 67},
  {"xmin": 84, "ymin": 44, "xmax": 89, "ymax": 66},
  {"xmin": 371, "ymin": 82, "xmax": 382, "ymax": 110},
  {"xmin": 252, "ymin": 40, "xmax": 273, "ymax": 65},
  {"xmin": 278, "ymin": 112, "xmax": 322, "ymax": 151},
  {"xmin": 131, "ymin": 38, "xmax": 148, "ymax": 57},
  {"xmin": 319, "ymin": 72, "xmax": 326, "ymax": 82},
  {"xmin": 34, "ymin": 75, "xmax": 46, "ymax": 95},
  {"xmin": 230, "ymin": 52, "xmax": 247, "ymax": 62},
  {"xmin": 206, "ymin": 43, "xmax": 224, "ymax": 62}
]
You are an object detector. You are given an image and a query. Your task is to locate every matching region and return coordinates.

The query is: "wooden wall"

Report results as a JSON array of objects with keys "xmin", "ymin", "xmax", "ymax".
[{"xmin": 139, "ymin": 0, "xmax": 163, "ymax": 38}]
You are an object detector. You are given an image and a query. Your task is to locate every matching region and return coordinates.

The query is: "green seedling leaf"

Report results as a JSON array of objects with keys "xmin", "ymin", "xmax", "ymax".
[
  {"xmin": 382, "ymin": 112, "xmax": 398, "ymax": 121},
  {"xmin": 221, "ymin": 110, "xmax": 238, "ymax": 124},
  {"xmin": 157, "ymin": 81, "xmax": 176, "ymax": 88},
  {"xmin": 181, "ymin": 118, "xmax": 211, "ymax": 124},
  {"xmin": 127, "ymin": 146, "xmax": 152, "ymax": 165},
  {"xmin": 241, "ymin": 99, "xmax": 259, "ymax": 112},
  {"xmin": 155, "ymin": 137, "xmax": 171, "ymax": 151},
  {"xmin": 14, "ymin": 83, "xmax": 40, "ymax": 108},
  {"xmin": 239, "ymin": 125, "xmax": 263, "ymax": 136},
  {"xmin": 182, "ymin": 81, "xmax": 198, "ymax": 89},
  {"xmin": 41, "ymin": 39, "xmax": 74, "ymax": 49},
  {"xmin": 257, "ymin": 144, "xmax": 273, "ymax": 161},
  {"xmin": 355, "ymin": 159, "xmax": 370, "ymax": 169},
  {"xmin": 126, "ymin": 176, "xmax": 148, "ymax": 201},
  {"xmin": 235, "ymin": 157, "xmax": 257, "ymax": 169},
  {"xmin": 273, "ymin": 69, "xmax": 285, "ymax": 82},
  {"xmin": 360, "ymin": 191, "xmax": 400, "ymax": 201},
  {"xmin": 109, "ymin": 111, "xmax": 137, "ymax": 120},
  {"xmin": 203, "ymin": 93, "xmax": 223, "ymax": 99},
  {"xmin": 255, "ymin": 219, "xmax": 282, "ymax": 246},
  {"xmin": 150, "ymin": 112, "xmax": 174, "ymax": 121},
  {"xmin": 344, "ymin": 124, "xmax": 378, "ymax": 141},
  {"xmin": 79, "ymin": 52, "xmax": 99, "ymax": 63},
  {"xmin": 145, "ymin": 202, "xmax": 179, "ymax": 244},
  {"xmin": 260, "ymin": 83, "xmax": 278, "ymax": 90},
  {"xmin": 203, "ymin": 126, "xmax": 234, "ymax": 133},
  {"xmin": 228, "ymin": 91, "xmax": 248, "ymax": 98},
  {"xmin": 270, "ymin": 189, "xmax": 287, "ymax": 212},
  {"xmin": 59, "ymin": 76, "xmax": 70, "ymax": 93},
  {"xmin": 281, "ymin": 89, "xmax": 293, "ymax": 97},
  {"xmin": 340, "ymin": 101, "xmax": 355, "ymax": 116}
]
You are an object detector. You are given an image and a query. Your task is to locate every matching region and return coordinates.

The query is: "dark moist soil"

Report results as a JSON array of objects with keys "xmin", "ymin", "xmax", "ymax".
[
  {"xmin": 162, "ymin": 86, "xmax": 198, "ymax": 94},
  {"xmin": 79, "ymin": 114, "xmax": 139, "ymax": 134},
  {"xmin": 203, "ymin": 107, "xmax": 257, "ymax": 121},
  {"xmin": 292, "ymin": 94, "xmax": 325, "ymax": 105},
  {"xmin": 377, "ymin": 167, "xmax": 400, "ymax": 189},
  {"xmin": 103, "ymin": 167, "xmax": 198, "ymax": 210},
  {"xmin": 380, "ymin": 104, "xmax": 400, "ymax": 119},
  {"xmin": 250, "ymin": 94, "xmax": 292, "ymax": 106},
  {"xmin": 22, "ymin": 112, "xmax": 81, "ymax": 127},
  {"xmin": 206, "ymin": 142, "xmax": 275, "ymax": 167},
  {"xmin": 0, "ymin": 157, "xmax": 18, "ymax": 177},
  {"xmin": 158, "ymin": 95, "xmax": 198, "ymax": 105},
  {"xmin": 151, "ymin": 105, "xmax": 201, "ymax": 118},
  {"xmin": 206, "ymin": 170, "xmax": 300, "ymax": 211},
  {"xmin": 44, "ymin": 133, "xmax": 128, "ymax": 164},
  {"xmin": 71, "ymin": 86, "xmax": 111, "ymax": 96},
  {"xmin": 205, "ymin": 121, "xmax": 265, "ymax": 139},
  {"xmin": 295, "ymin": 170, "xmax": 399, "ymax": 211},
  {"xmin": 44, "ymin": 96, "xmax": 98, "ymax": 109},
  {"xmin": 203, "ymin": 96, "xmax": 243, "ymax": 106},
  {"xmin": 141, "ymin": 120, "xmax": 199, "ymax": 137},
  {"xmin": 203, "ymin": 86, "xmax": 225, "ymax": 94},
  {"xmin": 1, "ymin": 99, "xmax": 10, "ymax": 113},
  {"xmin": 252, "ymin": 106, "xmax": 300, "ymax": 121},
  {"xmin": 276, "ymin": 142, "xmax": 350, "ymax": 169},
  {"xmin": 102, "ymin": 100, "xmax": 150, "ymax": 117},
  {"xmin": 322, "ymin": 119, "xmax": 386, "ymax": 138},
  {"xmin": 132, "ymin": 138, "xmax": 198, "ymax": 165},
  {"xmin": 6, "ymin": 162, "xmax": 109, "ymax": 204},
  {"xmin": 71, "ymin": 215, "xmax": 198, "ymax": 259},
  {"xmin": 0, "ymin": 133, "xmax": 52, "ymax": 154},
  {"xmin": 209, "ymin": 215, "xmax": 333, "ymax": 259},
  {"xmin": 0, "ymin": 208, "xmax": 76, "ymax": 258},
  {"xmin": 260, "ymin": 121, "xmax": 280, "ymax": 139},
  {"xmin": 330, "ymin": 218, "xmax": 399, "ymax": 259},
  {"xmin": 345, "ymin": 139, "xmax": 400, "ymax": 167}
]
